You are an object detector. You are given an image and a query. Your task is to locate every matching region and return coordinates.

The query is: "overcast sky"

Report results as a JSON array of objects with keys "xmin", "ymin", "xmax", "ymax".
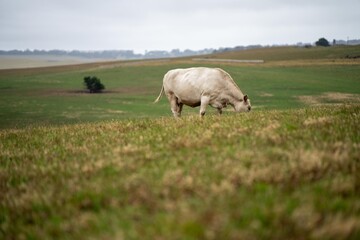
[{"xmin": 1, "ymin": 0, "xmax": 359, "ymax": 53}]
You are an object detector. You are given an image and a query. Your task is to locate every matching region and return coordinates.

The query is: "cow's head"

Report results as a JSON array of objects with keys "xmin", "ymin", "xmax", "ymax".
[{"xmin": 235, "ymin": 95, "xmax": 251, "ymax": 112}]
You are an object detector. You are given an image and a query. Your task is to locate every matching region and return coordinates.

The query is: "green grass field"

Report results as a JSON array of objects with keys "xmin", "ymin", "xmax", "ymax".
[{"xmin": 1, "ymin": 46, "xmax": 360, "ymax": 239}]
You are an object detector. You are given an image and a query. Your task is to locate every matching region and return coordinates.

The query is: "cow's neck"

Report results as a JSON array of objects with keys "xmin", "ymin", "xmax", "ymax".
[
  {"xmin": 226, "ymin": 87, "xmax": 244, "ymax": 111},
  {"xmin": 226, "ymin": 96, "xmax": 241, "ymax": 111},
  {"xmin": 228, "ymin": 86, "xmax": 243, "ymax": 101},
  {"xmin": 228, "ymin": 98, "xmax": 243, "ymax": 111}
]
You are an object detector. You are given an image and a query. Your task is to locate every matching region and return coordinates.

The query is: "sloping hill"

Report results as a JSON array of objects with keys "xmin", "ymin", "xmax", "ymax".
[{"xmin": 206, "ymin": 45, "xmax": 360, "ymax": 62}]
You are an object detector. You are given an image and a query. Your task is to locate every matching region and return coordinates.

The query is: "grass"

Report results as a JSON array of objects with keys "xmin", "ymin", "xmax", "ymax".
[
  {"xmin": 1, "ymin": 105, "xmax": 360, "ymax": 239},
  {"xmin": 1, "ymin": 45, "xmax": 360, "ymax": 239}
]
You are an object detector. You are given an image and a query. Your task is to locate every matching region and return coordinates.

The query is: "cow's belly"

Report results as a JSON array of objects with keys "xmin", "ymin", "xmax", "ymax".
[
  {"xmin": 177, "ymin": 95, "xmax": 201, "ymax": 107},
  {"xmin": 180, "ymin": 99, "xmax": 201, "ymax": 107},
  {"xmin": 175, "ymin": 89, "xmax": 202, "ymax": 107}
]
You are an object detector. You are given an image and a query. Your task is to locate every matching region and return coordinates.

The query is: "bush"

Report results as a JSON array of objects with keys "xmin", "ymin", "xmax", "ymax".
[
  {"xmin": 315, "ymin": 38, "xmax": 330, "ymax": 47},
  {"xmin": 84, "ymin": 76, "xmax": 105, "ymax": 93}
]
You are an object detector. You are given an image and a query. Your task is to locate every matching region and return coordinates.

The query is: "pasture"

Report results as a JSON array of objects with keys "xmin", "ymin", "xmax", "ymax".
[
  {"xmin": 0, "ymin": 46, "xmax": 360, "ymax": 129},
  {"xmin": 1, "ymin": 46, "xmax": 360, "ymax": 239}
]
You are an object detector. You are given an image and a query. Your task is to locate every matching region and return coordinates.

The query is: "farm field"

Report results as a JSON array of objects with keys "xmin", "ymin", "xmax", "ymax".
[
  {"xmin": 0, "ymin": 55, "xmax": 107, "ymax": 70},
  {"xmin": 1, "ymin": 46, "xmax": 360, "ymax": 239}
]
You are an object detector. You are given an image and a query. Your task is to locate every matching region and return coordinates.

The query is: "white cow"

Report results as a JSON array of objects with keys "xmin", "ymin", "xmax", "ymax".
[{"xmin": 154, "ymin": 67, "xmax": 251, "ymax": 117}]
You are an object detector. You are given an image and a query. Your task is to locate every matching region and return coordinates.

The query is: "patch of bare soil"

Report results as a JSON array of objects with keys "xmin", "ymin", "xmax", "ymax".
[
  {"xmin": 258, "ymin": 92, "xmax": 274, "ymax": 97},
  {"xmin": 20, "ymin": 87, "xmax": 153, "ymax": 97},
  {"xmin": 297, "ymin": 92, "xmax": 360, "ymax": 106}
]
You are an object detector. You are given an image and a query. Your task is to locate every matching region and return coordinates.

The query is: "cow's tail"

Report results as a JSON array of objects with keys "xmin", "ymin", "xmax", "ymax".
[{"xmin": 154, "ymin": 85, "xmax": 164, "ymax": 103}]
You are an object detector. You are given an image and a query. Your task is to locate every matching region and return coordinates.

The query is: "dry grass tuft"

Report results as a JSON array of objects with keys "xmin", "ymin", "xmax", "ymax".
[{"xmin": 298, "ymin": 92, "xmax": 360, "ymax": 106}]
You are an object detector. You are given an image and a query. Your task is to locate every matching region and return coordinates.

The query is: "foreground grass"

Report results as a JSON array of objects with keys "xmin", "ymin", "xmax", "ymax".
[{"xmin": 1, "ymin": 105, "xmax": 360, "ymax": 239}]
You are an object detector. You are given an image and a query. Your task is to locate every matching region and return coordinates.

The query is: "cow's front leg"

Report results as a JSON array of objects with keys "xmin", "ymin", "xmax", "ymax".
[
  {"xmin": 217, "ymin": 108, "xmax": 223, "ymax": 115},
  {"xmin": 200, "ymin": 95, "xmax": 210, "ymax": 117}
]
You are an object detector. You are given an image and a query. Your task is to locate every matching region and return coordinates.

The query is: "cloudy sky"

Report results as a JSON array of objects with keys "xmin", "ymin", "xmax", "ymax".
[{"xmin": 1, "ymin": 0, "xmax": 359, "ymax": 53}]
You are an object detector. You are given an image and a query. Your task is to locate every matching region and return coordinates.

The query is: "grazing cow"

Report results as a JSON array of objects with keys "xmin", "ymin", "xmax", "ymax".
[{"xmin": 154, "ymin": 67, "xmax": 251, "ymax": 117}]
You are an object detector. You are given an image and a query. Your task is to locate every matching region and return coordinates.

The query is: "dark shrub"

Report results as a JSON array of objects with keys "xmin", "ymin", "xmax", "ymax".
[
  {"xmin": 315, "ymin": 38, "xmax": 330, "ymax": 47},
  {"xmin": 84, "ymin": 76, "xmax": 105, "ymax": 93}
]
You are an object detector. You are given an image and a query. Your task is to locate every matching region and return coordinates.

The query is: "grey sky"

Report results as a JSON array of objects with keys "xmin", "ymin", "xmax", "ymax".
[{"xmin": 1, "ymin": 0, "xmax": 359, "ymax": 53}]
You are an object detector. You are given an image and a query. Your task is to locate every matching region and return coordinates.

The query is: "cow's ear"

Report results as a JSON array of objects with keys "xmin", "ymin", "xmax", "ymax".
[{"xmin": 244, "ymin": 95, "xmax": 248, "ymax": 102}]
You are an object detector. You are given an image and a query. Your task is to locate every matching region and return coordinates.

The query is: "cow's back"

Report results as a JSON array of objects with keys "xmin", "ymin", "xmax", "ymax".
[{"xmin": 163, "ymin": 68, "xmax": 226, "ymax": 103}]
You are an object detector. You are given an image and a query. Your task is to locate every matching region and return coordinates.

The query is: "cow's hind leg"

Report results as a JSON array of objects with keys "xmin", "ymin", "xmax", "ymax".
[
  {"xmin": 178, "ymin": 102, "xmax": 184, "ymax": 117},
  {"xmin": 200, "ymin": 95, "xmax": 210, "ymax": 117},
  {"xmin": 168, "ymin": 94, "xmax": 180, "ymax": 118}
]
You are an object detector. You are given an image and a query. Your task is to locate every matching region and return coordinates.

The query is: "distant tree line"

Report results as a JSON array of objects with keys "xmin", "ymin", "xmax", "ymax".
[
  {"xmin": 1, "ymin": 38, "xmax": 360, "ymax": 60},
  {"xmin": 0, "ymin": 49, "xmax": 143, "ymax": 59},
  {"xmin": 0, "ymin": 48, "xmax": 215, "ymax": 59}
]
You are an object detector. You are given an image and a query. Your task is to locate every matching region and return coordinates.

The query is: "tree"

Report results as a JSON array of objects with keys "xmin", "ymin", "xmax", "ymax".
[
  {"xmin": 315, "ymin": 38, "xmax": 330, "ymax": 47},
  {"xmin": 83, "ymin": 76, "xmax": 105, "ymax": 93}
]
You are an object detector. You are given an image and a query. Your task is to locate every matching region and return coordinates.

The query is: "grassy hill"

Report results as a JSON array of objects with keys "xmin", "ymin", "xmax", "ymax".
[
  {"xmin": 1, "ymin": 45, "xmax": 360, "ymax": 239},
  {"xmin": 207, "ymin": 45, "xmax": 360, "ymax": 62},
  {"xmin": 1, "ymin": 105, "xmax": 359, "ymax": 239}
]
